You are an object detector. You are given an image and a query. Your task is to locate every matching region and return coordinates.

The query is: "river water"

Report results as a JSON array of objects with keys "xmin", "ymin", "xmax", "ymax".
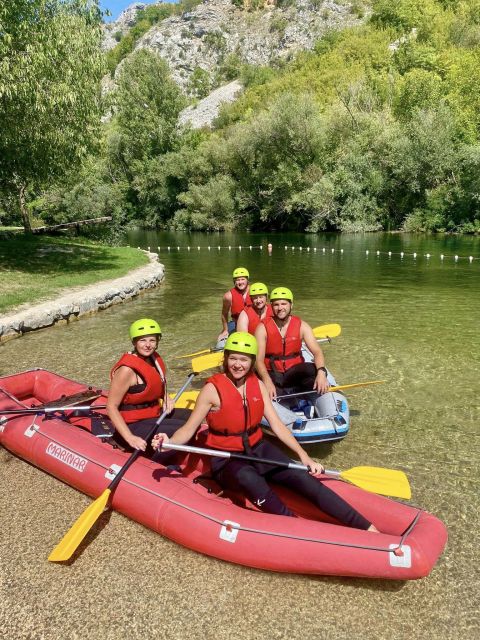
[{"xmin": 1, "ymin": 232, "xmax": 478, "ymax": 639}]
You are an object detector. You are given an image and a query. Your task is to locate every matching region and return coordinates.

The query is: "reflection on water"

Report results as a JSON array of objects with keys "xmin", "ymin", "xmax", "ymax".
[{"xmin": 1, "ymin": 232, "xmax": 478, "ymax": 638}]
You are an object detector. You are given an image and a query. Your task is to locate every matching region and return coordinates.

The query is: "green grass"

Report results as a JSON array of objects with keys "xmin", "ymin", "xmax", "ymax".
[{"xmin": 0, "ymin": 235, "xmax": 149, "ymax": 314}]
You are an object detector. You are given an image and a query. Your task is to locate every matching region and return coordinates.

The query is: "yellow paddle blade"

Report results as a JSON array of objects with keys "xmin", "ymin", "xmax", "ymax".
[
  {"xmin": 192, "ymin": 351, "xmax": 224, "ymax": 373},
  {"xmin": 48, "ymin": 489, "xmax": 111, "ymax": 562},
  {"xmin": 339, "ymin": 466, "xmax": 411, "ymax": 500},
  {"xmin": 330, "ymin": 380, "xmax": 385, "ymax": 393},
  {"xmin": 176, "ymin": 348, "xmax": 212, "ymax": 359},
  {"xmin": 313, "ymin": 323, "xmax": 341, "ymax": 339},
  {"xmin": 171, "ymin": 390, "xmax": 199, "ymax": 410}
]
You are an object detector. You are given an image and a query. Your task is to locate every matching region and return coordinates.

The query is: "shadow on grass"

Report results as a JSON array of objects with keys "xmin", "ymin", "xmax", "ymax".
[{"xmin": 0, "ymin": 235, "xmax": 120, "ymax": 276}]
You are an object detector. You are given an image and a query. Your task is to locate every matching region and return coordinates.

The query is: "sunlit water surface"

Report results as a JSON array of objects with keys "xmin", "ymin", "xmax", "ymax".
[{"xmin": 1, "ymin": 232, "xmax": 478, "ymax": 639}]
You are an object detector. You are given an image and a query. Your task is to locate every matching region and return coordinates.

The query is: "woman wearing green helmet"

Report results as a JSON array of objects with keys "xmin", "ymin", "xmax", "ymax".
[
  {"xmin": 103, "ymin": 318, "xmax": 190, "ymax": 454},
  {"xmin": 216, "ymin": 267, "xmax": 252, "ymax": 346},
  {"xmin": 152, "ymin": 332, "xmax": 378, "ymax": 531},
  {"xmin": 236, "ymin": 282, "xmax": 273, "ymax": 335}
]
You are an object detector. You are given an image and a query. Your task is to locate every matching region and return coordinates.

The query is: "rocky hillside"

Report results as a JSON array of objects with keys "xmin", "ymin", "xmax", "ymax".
[
  {"xmin": 105, "ymin": 0, "xmax": 368, "ymax": 93},
  {"xmin": 102, "ymin": 2, "xmax": 148, "ymax": 51}
]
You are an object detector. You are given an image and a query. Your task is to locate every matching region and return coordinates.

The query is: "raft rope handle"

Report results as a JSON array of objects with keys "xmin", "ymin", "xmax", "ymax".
[{"xmin": 30, "ymin": 425, "xmax": 420, "ymax": 555}]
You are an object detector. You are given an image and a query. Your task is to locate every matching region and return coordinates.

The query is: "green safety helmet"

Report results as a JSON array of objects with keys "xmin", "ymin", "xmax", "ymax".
[
  {"xmin": 224, "ymin": 332, "xmax": 258, "ymax": 356},
  {"xmin": 232, "ymin": 267, "xmax": 249, "ymax": 279},
  {"xmin": 129, "ymin": 318, "xmax": 162, "ymax": 340},
  {"xmin": 270, "ymin": 287, "xmax": 293, "ymax": 302},
  {"xmin": 249, "ymin": 282, "xmax": 268, "ymax": 297}
]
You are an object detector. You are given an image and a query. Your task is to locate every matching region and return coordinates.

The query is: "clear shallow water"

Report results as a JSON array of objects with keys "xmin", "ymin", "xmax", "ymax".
[{"xmin": 1, "ymin": 232, "xmax": 479, "ymax": 639}]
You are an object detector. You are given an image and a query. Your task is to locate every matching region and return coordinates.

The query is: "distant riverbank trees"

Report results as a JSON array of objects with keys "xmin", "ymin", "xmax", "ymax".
[
  {"xmin": 2, "ymin": 0, "xmax": 479, "ymax": 234},
  {"xmin": 0, "ymin": 1, "xmax": 104, "ymax": 233}
]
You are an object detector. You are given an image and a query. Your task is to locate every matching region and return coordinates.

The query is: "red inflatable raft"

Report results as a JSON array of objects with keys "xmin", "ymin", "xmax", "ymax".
[{"xmin": 0, "ymin": 369, "xmax": 447, "ymax": 579}]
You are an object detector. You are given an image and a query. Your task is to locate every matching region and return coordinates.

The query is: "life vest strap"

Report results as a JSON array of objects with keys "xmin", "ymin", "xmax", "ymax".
[
  {"xmin": 266, "ymin": 351, "xmax": 302, "ymax": 361},
  {"xmin": 208, "ymin": 423, "xmax": 261, "ymax": 438},
  {"xmin": 119, "ymin": 400, "xmax": 158, "ymax": 411}
]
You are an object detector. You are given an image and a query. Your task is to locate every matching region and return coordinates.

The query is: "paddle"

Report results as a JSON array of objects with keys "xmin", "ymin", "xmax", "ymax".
[
  {"xmin": 178, "ymin": 323, "xmax": 342, "ymax": 359},
  {"xmin": 48, "ymin": 372, "xmax": 198, "ymax": 563},
  {"xmin": 0, "ymin": 404, "xmax": 107, "ymax": 417},
  {"xmin": 275, "ymin": 380, "xmax": 385, "ymax": 400},
  {"xmin": 312, "ymin": 323, "xmax": 341, "ymax": 340},
  {"xmin": 191, "ymin": 350, "xmax": 224, "ymax": 372},
  {"xmin": 158, "ymin": 442, "xmax": 411, "ymax": 499},
  {"xmin": 0, "ymin": 390, "xmax": 202, "ymax": 419}
]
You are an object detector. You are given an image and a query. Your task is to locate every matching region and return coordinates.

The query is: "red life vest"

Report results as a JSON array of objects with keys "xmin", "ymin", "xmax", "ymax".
[
  {"xmin": 245, "ymin": 305, "xmax": 273, "ymax": 335},
  {"xmin": 205, "ymin": 372, "xmax": 264, "ymax": 452},
  {"xmin": 110, "ymin": 352, "xmax": 166, "ymax": 423},
  {"xmin": 263, "ymin": 315, "xmax": 304, "ymax": 373},
  {"xmin": 230, "ymin": 286, "xmax": 252, "ymax": 321}
]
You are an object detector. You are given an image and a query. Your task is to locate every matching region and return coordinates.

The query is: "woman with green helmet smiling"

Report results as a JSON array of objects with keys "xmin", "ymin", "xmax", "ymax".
[
  {"xmin": 104, "ymin": 318, "xmax": 191, "ymax": 454},
  {"xmin": 216, "ymin": 267, "xmax": 252, "ymax": 344},
  {"xmin": 153, "ymin": 332, "xmax": 378, "ymax": 531}
]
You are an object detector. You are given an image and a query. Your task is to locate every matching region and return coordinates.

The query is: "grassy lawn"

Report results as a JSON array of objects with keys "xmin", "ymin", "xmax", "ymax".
[{"xmin": 0, "ymin": 235, "xmax": 149, "ymax": 314}]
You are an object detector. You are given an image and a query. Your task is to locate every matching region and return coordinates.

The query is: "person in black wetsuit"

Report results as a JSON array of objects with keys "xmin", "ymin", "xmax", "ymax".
[
  {"xmin": 104, "ymin": 318, "xmax": 190, "ymax": 456},
  {"xmin": 152, "ymin": 331, "xmax": 379, "ymax": 531}
]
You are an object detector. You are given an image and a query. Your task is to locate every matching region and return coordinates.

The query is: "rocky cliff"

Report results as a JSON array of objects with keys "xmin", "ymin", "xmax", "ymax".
[{"xmin": 105, "ymin": 0, "xmax": 367, "ymax": 93}]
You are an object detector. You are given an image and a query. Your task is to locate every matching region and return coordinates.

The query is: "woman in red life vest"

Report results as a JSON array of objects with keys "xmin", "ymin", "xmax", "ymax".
[
  {"xmin": 236, "ymin": 282, "xmax": 273, "ymax": 335},
  {"xmin": 216, "ymin": 267, "xmax": 252, "ymax": 344},
  {"xmin": 106, "ymin": 318, "xmax": 190, "ymax": 453},
  {"xmin": 153, "ymin": 332, "xmax": 378, "ymax": 531}
]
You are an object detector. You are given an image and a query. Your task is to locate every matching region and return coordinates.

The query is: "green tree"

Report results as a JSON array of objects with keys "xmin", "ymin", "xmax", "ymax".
[
  {"xmin": 107, "ymin": 48, "xmax": 185, "ymax": 217},
  {"xmin": 0, "ymin": 0, "xmax": 104, "ymax": 232}
]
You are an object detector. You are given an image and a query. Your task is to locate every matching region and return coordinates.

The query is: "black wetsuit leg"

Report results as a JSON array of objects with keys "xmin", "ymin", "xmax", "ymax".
[
  {"xmin": 268, "ymin": 362, "xmax": 317, "ymax": 396},
  {"xmin": 211, "ymin": 456, "xmax": 295, "ymax": 516},
  {"xmin": 214, "ymin": 439, "xmax": 371, "ymax": 529}
]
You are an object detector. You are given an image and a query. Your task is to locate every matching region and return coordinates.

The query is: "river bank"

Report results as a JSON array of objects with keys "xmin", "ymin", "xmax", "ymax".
[{"xmin": 0, "ymin": 249, "xmax": 164, "ymax": 343}]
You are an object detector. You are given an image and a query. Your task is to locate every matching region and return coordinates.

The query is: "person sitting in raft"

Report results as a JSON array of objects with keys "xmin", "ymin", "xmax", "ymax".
[
  {"xmin": 106, "ymin": 318, "xmax": 191, "ymax": 454},
  {"xmin": 216, "ymin": 267, "xmax": 252, "ymax": 344},
  {"xmin": 236, "ymin": 282, "xmax": 273, "ymax": 335},
  {"xmin": 152, "ymin": 332, "xmax": 378, "ymax": 531},
  {"xmin": 255, "ymin": 287, "xmax": 330, "ymax": 400}
]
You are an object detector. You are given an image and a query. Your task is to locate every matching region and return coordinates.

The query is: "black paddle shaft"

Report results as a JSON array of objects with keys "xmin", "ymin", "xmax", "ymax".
[{"xmin": 100, "ymin": 373, "xmax": 196, "ymax": 493}]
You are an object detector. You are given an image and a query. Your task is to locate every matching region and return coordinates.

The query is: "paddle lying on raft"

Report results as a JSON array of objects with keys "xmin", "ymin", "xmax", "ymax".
[
  {"xmin": 156, "ymin": 442, "xmax": 411, "ymax": 500},
  {"xmin": 48, "ymin": 355, "xmax": 218, "ymax": 562},
  {"xmin": 177, "ymin": 323, "xmax": 342, "ymax": 359}
]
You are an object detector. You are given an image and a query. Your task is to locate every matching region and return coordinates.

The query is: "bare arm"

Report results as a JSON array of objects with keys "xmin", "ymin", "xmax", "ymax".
[
  {"xmin": 260, "ymin": 382, "xmax": 324, "ymax": 474},
  {"xmin": 301, "ymin": 321, "xmax": 330, "ymax": 394},
  {"xmin": 152, "ymin": 383, "xmax": 217, "ymax": 448},
  {"xmin": 236, "ymin": 309, "xmax": 249, "ymax": 333},
  {"xmin": 218, "ymin": 291, "xmax": 232, "ymax": 339},
  {"xmin": 107, "ymin": 366, "xmax": 149, "ymax": 451},
  {"xmin": 254, "ymin": 323, "xmax": 277, "ymax": 399}
]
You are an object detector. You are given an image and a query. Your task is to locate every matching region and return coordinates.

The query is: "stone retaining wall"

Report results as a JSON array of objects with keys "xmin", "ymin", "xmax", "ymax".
[{"xmin": 0, "ymin": 251, "xmax": 164, "ymax": 343}]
